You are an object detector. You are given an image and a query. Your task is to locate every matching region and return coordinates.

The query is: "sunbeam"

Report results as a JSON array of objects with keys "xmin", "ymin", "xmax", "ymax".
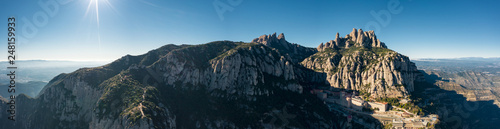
[{"xmin": 85, "ymin": 0, "xmax": 102, "ymax": 51}]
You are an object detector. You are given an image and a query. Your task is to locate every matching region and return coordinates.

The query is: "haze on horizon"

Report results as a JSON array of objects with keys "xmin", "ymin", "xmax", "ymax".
[{"xmin": 1, "ymin": 0, "xmax": 499, "ymax": 61}]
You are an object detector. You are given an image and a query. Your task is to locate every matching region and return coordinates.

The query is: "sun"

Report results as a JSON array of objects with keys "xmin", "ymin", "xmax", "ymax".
[
  {"xmin": 83, "ymin": 0, "xmax": 117, "ymax": 51},
  {"xmin": 85, "ymin": 0, "xmax": 102, "ymax": 50},
  {"xmin": 85, "ymin": 0, "xmax": 100, "ymax": 25}
]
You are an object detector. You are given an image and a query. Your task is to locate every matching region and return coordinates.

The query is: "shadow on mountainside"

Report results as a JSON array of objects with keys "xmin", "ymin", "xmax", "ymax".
[
  {"xmin": 412, "ymin": 71, "xmax": 500, "ymax": 129},
  {"xmin": 297, "ymin": 65, "xmax": 385, "ymax": 129}
]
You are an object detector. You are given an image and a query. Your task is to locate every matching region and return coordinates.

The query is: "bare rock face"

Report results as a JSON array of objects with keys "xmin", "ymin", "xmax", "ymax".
[
  {"xmin": 303, "ymin": 29, "xmax": 422, "ymax": 98},
  {"xmin": 156, "ymin": 43, "xmax": 302, "ymax": 97},
  {"xmin": 317, "ymin": 28, "xmax": 387, "ymax": 51}
]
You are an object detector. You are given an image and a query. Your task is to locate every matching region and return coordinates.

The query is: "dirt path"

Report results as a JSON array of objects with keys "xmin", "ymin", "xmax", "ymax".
[{"xmin": 139, "ymin": 88, "xmax": 146, "ymax": 117}]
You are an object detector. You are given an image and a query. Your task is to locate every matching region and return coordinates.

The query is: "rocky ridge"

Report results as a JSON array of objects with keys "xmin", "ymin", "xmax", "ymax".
[
  {"xmin": 317, "ymin": 28, "xmax": 387, "ymax": 51},
  {"xmin": 252, "ymin": 33, "xmax": 317, "ymax": 63}
]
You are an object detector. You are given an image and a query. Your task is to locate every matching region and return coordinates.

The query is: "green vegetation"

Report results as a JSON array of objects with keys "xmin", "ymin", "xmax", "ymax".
[
  {"xmin": 329, "ymin": 68, "xmax": 338, "ymax": 73},
  {"xmin": 362, "ymin": 107, "xmax": 374, "ymax": 113},
  {"xmin": 170, "ymin": 41, "xmax": 241, "ymax": 69},
  {"xmin": 306, "ymin": 46, "xmax": 396, "ymax": 76},
  {"xmin": 348, "ymin": 41, "xmax": 355, "ymax": 46},
  {"xmin": 394, "ymin": 84, "xmax": 406, "ymax": 88},
  {"xmin": 340, "ymin": 46, "xmax": 366, "ymax": 55},
  {"xmin": 151, "ymin": 72, "xmax": 345, "ymax": 128},
  {"xmin": 139, "ymin": 44, "xmax": 186, "ymax": 66},
  {"xmin": 213, "ymin": 42, "xmax": 258, "ymax": 60},
  {"xmin": 372, "ymin": 47, "xmax": 393, "ymax": 56},
  {"xmin": 95, "ymin": 70, "xmax": 153, "ymax": 122},
  {"xmin": 375, "ymin": 97, "xmax": 424, "ymax": 116},
  {"xmin": 359, "ymin": 84, "xmax": 372, "ymax": 101},
  {"xmin": 308, "ymin": 48, "xmax": 339, "ymax": 65},
  {"xmin": 314, "ymin": 68, "xmax": 325, "ymax": 71},
  {"xmin": 321, "ymin": 48, "xmax": 337, "ymax": 54},
  {"xmin": 383, "ymin": 123, "xmax": 393, "ymax": 129},
  {"xmin": 337, "ymin": 46, "xmax": 393, "ymax": 57},
  {"xmin": 376, "ymin": 97, "xmax": 399, "ymax": 106}
]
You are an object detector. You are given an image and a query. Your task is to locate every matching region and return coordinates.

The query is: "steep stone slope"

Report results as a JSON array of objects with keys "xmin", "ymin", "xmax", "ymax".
[
  {"xmin": 11, "ymin": 45, "xmax": 186, "ymax": 129},
  {"xmin": 301, "ymin": 28, "xmax": 422, "ymax": 98}
]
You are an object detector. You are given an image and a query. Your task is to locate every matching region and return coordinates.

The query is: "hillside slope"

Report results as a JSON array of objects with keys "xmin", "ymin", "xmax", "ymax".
[{"xmin": 301, "ymin": 29, "xmax": 423, "ymax": 98}]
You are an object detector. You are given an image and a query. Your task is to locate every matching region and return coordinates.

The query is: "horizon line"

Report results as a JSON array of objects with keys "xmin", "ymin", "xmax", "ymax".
[{"xmin": 0, "ymin": 59, "xmax": 113, "ymax": 62}]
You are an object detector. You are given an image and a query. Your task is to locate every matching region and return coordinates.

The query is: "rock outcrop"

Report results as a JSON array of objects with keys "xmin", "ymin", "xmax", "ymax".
[
  {"xmin": 302, "ymin": 28, "xmax": 422, "ymax": 98},
  {"xmin": 252, "ymin": 33, "xmax": 317, "ymax": 63},
  {"xmin": 156, "ymin": 42, "xmax": 302, "ymax": 96},
  {"xmin": 317, "ymin": 28, "xmax": 387, "ymax": 51}
]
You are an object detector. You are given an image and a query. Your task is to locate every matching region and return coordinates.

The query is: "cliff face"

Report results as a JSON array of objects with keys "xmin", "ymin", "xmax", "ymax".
[
  {"xmin": 157, "ymin": 42, "xmax": 302, "ymax": 95},
  {"xmin": 302, "ymin": 29, "xmax": 422, "ymax": 98}
]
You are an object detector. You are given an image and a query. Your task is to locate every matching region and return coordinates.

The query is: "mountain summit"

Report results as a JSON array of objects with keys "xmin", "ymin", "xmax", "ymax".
[
  {"xmin": 252, "ymin": 33, "xmax": 317, "ymax": 63},
  {"xmin": 251, "ymin": 32, "xmax": 289, "ymax": 49},
  {"xmin": 317, "ymin": 28, "xmax": 387, "ymax": 51},
  {"xmin": 302, "ymin": 28, "xmax": 422, "ymax": 98}
]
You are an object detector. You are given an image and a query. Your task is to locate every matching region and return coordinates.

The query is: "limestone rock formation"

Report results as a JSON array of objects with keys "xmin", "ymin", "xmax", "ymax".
[
  {"xmin": 317, "ymin": 28, "xmax": 387, "ymax": 51},
  {"xmin": 302, "ymin": 28, "xmax": 422, "ymax": 98},
  {"xmin": 252, "ymin": 33, "xmax": 317, "ymax": 63}
]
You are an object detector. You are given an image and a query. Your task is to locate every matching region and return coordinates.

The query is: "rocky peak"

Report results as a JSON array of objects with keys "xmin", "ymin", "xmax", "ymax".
[
  {"xmin": 252, "ymin": 33, "xmax": 317, "ymax": 63},
  {"xmin": 302, "ymin": 29, "xmax": 423, "ymax": 98},
  {"xmin": 317, "ymin": 28, "xmax": 387, "ymax": 51},
  {"xmin": 252, "ymin": 32, "xmax": 288, "ymax": 49},
  {"xmin": 278, "ymin": 33, "xmax": 285, "ymax": 40}
]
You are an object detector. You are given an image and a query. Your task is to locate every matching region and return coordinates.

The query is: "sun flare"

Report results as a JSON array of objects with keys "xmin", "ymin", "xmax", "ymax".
[{"xmin": 85, "ymin": 0, "xmax": 102, "ymax": 50}]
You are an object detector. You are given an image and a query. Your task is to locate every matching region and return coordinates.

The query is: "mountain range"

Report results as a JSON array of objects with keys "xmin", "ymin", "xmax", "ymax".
[{"xmin": 0, "ymin": 29, "xmax": 482, "ymax": 128}]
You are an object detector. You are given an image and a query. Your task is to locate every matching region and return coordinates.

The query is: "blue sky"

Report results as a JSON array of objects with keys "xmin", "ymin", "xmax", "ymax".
[{"xmin": 1, "ymin": 0, "xmax": 499, "ymax": 61}]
